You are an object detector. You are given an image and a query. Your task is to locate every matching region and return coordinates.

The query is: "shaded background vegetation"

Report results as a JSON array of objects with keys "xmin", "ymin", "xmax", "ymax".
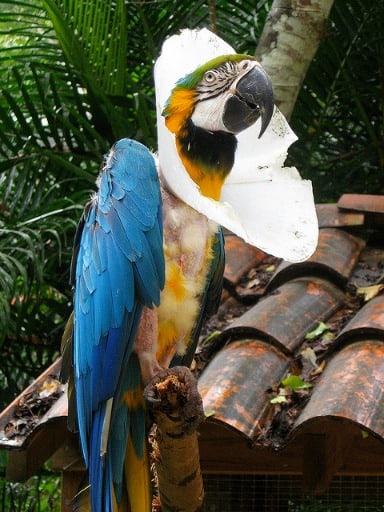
[
  {"xmin": 0, "ymin": 0, "xmax": 383, "ymax": 509},
  {"xmin": 288, "ymin": 1, "xmax": 383, "ymax": 201}
]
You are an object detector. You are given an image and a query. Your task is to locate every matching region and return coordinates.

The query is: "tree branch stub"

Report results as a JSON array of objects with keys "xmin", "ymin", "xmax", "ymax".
[{"xmin": 144, "ymin": 366, "xmax": 205, "ymax": 512}]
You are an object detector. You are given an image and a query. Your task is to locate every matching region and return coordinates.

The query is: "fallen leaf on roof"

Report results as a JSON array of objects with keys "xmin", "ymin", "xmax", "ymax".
[
  {"xmin": 300, "ymin": 347, "xmax": 318, "ymax": 369},
  {"xmin": 357, "ymin": 284, "xmax": 384, "ymax": 301},
  {"xmin": 3, "ymin": 375, "xmax": 64, "ymax": 440},
  {"xmin": 311, "ymin": 360, "xmax": 326, "ymax": 376},
  {"xmin": 270, "ymin": 394, "xmax": 287, "ymax": 404},
  {"xmin": 305, "ymin": 321, "xmax": 330, "ymax": 340},
  {"xmin": 281, "ymin": 374, "xmax": 312, "ymax": 391}
]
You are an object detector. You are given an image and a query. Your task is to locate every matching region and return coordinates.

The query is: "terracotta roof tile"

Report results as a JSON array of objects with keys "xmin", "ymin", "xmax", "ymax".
[
  {"xmin": 269, "ymin": 228, "xmax": 366, "ymax": 290},
  {"xmin": 294, "ymin": 339, "xmax": 384, "ymax": 439},
  {"xmin": 0, "ymin": 359, "xmax": 66, "ymax": 448},
  {"xmin": 338, "ymin": 193, "xmax": 384, "ymax": 214},
  {"xmin": 316, "ymin": 203, "xmax": 364, "ymax": 228},
  {"xmin": 336, "ymin": 295, "xmax": 384, "ymax": 346},
  {"xmin": 198, "ymin": 196, "xmax": 384, "ymax": 460},
  {"xmin": 223, "ymin": 233, "xmax": 265, "ymax": 286},
  {"xmin": 0, "ymin": 359, "xmax": 67, "ymax": 481},
  {"xmin": 223, "ymin": 277, "xmax": 343, "ymax": 353},
  {"xmin": 198, "ymin": 340, "xmax": 290, "ymax": 439}
]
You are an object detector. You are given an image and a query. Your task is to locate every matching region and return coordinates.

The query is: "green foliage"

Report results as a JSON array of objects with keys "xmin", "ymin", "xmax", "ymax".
[
  {"xmin": 0, "ymin": 454, "xmax": 60, "ymax": 512},
  {"xmin": 281, "ymin": 374, "xmax": 312, "ymax": 390},
  {"xmin": 0, "ymin": 2, "xmax": 271, "ymax": 506},
  {"xmin": 305, "ymin": 321, "xmax": 330, "ymax": 340},
  {"xmin": 270, "ymin": 374, "xmax": 312, "ymax": 403},
  {"xmin": 0, "ymin": 1, "xmax": 105, "ymax": 361},
  {"xmin": 289, "ymin": 0, "xmax": 384, "ymax": 202},
  {"xmin": 0, "ymin": 0, "xmax": 382, "ymax": 409}
]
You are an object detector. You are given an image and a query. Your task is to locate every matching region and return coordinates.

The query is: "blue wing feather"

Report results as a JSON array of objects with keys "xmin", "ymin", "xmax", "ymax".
[{"xmin": 72, "ymin": 138, "xmax": 164, "ymax": 511}]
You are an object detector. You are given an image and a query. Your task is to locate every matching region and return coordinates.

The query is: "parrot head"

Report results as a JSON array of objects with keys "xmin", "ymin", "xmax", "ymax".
[
  {"xmin": 162, "ymin": 54, "xmax": 274, "ymax": 200},
  {"xmin": 156, "ymin": 29, "xmax": 318, "ymax": 262}
]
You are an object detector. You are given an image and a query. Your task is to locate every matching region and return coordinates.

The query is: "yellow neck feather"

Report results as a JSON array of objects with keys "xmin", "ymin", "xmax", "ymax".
[
  {"xmin": 175, "ymin": 138, "xmax": 224, "ymax": 200},
  {"xmin": 164, "ymin": 89, "xmax": 196, "ymax": 134},
  {"xmin": 164, "ymin": 88, "xmax": 227, "ymax": 201}
]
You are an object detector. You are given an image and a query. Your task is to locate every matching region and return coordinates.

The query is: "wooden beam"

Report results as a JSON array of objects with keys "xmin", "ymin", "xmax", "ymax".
[
  {"xmin": 316, "ymin": 204, "xmax": 364, "ymax": 228},
  {"xmin": 302, "ymin": 430, "xmax": 354, "ymax": 493},
  {"xmin": 61, "ymin": 471, "xmax": 86, "ymax": 512},
  {"xmin": 6, "ymin": 422, "xmax": 68, "ymax": 481},
  {"xmin": 198, "ymin": 421, "xmax": 303, "ymax": 474},
  {"xmin": 51, "ymin": 435, "xmax": 86, "ymax": 512},
  {"xmin": 51, "ymin": 434, "xmax": 84, "ymax": 473}
]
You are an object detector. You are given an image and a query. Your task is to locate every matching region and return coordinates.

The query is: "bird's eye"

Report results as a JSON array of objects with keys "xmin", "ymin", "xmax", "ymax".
[
  {"xmin": 204, "ymin": 71, "xmax": 216, "ymax": 83},
  {"xmin": 242, "ymin": 61, "xmax": 249, "ymax": 71}
]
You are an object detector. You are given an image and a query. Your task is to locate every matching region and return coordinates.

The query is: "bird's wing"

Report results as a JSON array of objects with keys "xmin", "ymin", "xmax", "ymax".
[
  {"xmin": 155, "ymin": 28, "xmax": 318, "ymax": 263},
  {"xmin": 72, "ymin": 138, "xmax": 164, "ymax": 511}
]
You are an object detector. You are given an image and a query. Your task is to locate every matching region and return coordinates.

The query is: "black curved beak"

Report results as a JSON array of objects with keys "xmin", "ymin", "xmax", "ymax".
[{"xmin": 223, "ymin": 64, "xmax": 274, "ymax": 138}]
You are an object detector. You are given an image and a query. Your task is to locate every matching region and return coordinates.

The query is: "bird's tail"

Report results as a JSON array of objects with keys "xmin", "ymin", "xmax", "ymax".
[
  {"xmin": 71, "ymin": 436, "xmax": 151, "ymax": 512},
  {"xmin": 88, "ymin": 402, "xmax": 114, "ymax": 511},
  {"xmin": 111, "ymin": 354, "xmax": 152, "ymax": 512},
  {"xmin": 81, "ymin": 354, "xmax": 151, "ymax": 512},
  {"xmin": 112, "ymin": 435, "xmax": 151, "ymax": 512}
]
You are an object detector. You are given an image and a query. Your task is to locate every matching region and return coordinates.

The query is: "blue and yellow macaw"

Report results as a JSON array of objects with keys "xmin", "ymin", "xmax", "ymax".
[{"xmin": 63, "ymin": 28, "xmax": 317, "ymax": 512}]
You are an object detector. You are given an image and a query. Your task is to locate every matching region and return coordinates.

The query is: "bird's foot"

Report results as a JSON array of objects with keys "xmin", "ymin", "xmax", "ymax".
[
  {"xmin": 143, "ymin": 366, "xmax": 204, "ymax": 435},
  {"xmin": 144, "ymin": 367, "xmax": 205, "ymax": 511}
]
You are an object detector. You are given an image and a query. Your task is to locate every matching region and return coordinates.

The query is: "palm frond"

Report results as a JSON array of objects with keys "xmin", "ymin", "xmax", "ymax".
[{"xmin": 58, "ymin": 0, "xmax": 128, "ymax": 96}]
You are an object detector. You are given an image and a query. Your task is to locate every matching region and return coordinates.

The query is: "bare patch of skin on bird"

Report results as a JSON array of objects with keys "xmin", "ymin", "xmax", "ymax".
[
  {"xmin": 134, "ymin": 307, "xmax": 162, "ymax": 386},
  {"xmin": 157, "ymin": 186, "xmax": 217, "ymax": 366},
  {"xmin": 133, "ymin": 186, "xmax": 217, "ymax": 385}
]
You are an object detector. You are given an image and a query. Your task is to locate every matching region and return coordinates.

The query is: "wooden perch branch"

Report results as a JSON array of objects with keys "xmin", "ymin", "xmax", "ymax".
[{"xmin": 144, "ymin": 366, "xmax": 205, "ymax": 512}]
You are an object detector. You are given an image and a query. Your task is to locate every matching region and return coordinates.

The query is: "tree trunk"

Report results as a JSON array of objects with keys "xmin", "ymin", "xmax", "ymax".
[{"xmin": 256, "ymin": 0, "xmax": 335, "ymax": 120}]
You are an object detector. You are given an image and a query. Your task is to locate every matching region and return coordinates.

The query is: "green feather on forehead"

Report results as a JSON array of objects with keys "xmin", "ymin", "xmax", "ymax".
[{"xmin": 174, "ymin": 54, "xmax": 256, "ymax": 90}]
